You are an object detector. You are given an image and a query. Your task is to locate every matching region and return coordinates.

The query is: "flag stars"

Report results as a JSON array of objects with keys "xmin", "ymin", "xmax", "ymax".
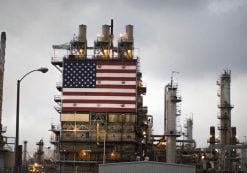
[{"xmin": 63, "ymin": 60, "xmax": 96, "ymax": 88}]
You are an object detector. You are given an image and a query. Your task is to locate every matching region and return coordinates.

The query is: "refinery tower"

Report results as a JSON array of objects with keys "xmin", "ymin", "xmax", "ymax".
[
  {"xmin": 0, "ymin": 32, "xmax": 6, "ymax": 146},
  {"xmin": 50, "ymin": 20, "xmax": 152, "ymax": 173}
]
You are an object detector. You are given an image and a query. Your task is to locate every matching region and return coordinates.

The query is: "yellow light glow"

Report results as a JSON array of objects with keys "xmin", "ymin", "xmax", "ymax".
[
  {"xmin": 127, "ymin": 49, "xmax": 133, "ymax": 58},
  {"xmin": 73, "ymin": 128, "xmax": 79, "ymax": 132},
  {"xmin": 79, "ymin": 49, "xmax": 84, "ymax": 55},
  {"xmin": 103, "ymin": 49, "xmax": 110, "ymax": 57}
]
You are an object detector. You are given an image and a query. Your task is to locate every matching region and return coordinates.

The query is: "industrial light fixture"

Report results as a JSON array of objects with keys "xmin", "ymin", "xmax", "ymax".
[{"xmin": 15, "ymin": 67, "xmax": 48, "ymax": 173}]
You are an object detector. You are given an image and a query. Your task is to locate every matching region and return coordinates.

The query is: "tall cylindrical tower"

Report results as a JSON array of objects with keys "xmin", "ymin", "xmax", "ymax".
[
  {"xmin": 164, "ymin": 81, "xmax": 181, "ymax": 163},
  {"xmin": 23, "ymin": 141, "xmax": 28, "ymax": 166},
  {"xmin": 186, "ymin": 117, "xmax": 193, "ymax": 141},
  {"xmin": 0, "ymin": 32, "xmax": 6, "ymax": 148},
  {"xmin": 217, "ymin": 69, "xmax": 233, "ymax": 145}
]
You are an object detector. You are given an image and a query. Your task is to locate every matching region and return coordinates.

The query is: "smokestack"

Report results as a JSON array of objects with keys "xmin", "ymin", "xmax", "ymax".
[
  {"xmin": 110, "ymin": 19, "xmax": 113, "ymax": 39},
  {"xmin": 23, "ymin": 141, "xmax": 28, "ymax": 166},
  {"xmin": 1, "ymin": 32, "xmax": 6, "ymax": 55},
  {"xmin": 125, "ymin": 25, "xmax": 134, "ymax": 42},
  {"xmin": 209, "ymin": 126, "xmax": 215, "ymax": 144},
  {"xmin": 231, "ymin": 127, "xmax": 237, "ymax": 144},
  {"xmin": 78, "ymin": 24, "xmax": 87, "ymax": 42},
  {"xmin": 102, "ymin": 25, "xmax": 111, "ymax": 42},
  {"xmin": 0, "ymin": 32, "xmax": 6, "ymax": 139}
]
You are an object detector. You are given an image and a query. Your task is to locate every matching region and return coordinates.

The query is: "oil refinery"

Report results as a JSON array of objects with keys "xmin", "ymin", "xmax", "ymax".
[
  {"xmin": 48, "ymin": 20, "xmax": 247, "ymax": 172},
  {"xmin": 0, "ymin": 20, "xmax": 247, "ymax": 173}
]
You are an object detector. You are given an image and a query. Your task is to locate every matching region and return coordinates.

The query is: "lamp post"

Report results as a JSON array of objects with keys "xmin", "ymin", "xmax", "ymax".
[{"xmin": 15, "ymin": 67, "xmax": 48, "ymax": 173}]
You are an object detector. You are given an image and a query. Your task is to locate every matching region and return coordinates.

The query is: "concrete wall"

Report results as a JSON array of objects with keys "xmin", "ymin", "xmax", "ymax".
[{"xmin": 99, "ymin": 161, "xmax": 195, "ymax": 173}]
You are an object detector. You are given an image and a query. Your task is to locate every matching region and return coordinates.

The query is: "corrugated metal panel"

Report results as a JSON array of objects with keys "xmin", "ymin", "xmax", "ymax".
[{"xmin": 99, "ymin": 161, "xmax": 195, "ymax": 173}]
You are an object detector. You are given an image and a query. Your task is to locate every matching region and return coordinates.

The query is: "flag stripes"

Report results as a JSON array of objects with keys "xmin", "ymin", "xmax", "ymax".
[{"xmin": 62, "ymin": 60, "xmax": 137, "ymax": 113}]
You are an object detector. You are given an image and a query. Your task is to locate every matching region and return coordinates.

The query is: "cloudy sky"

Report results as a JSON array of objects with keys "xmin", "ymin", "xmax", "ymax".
[{"xmin": 1, "ymin": 0, "xmax": 247, "ymax": 155}]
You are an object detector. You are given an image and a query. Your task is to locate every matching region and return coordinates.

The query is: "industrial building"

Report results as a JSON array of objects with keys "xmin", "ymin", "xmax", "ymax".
[
  {"xmin": 47, "ymin": 21, "xmax": 247, "ymax": 172},
  {"xmin": 50, "ymin": 20, "xmax": 151, "ymax": 173}
]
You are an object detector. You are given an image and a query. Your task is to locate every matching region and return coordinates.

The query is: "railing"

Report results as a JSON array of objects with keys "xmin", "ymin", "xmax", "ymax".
[
  {"xmin": 0, "ymin": 126, "xmax": 7, "ymax": 133},
  {"xmin": 51, "ymin": 124, "xmax": 60, "ymax": 131},
  {"xmin": 51, "ymin": 56, "xmax": 64, "ymax": 63},
  {"xmin": 218, "ymin": 102, "xmax": 233, "ymax": 108},
  {"xmin": 217, "ymin": 124, "xmax": 228, "ymax": 130},
  {"xmin": 54, "ymin": 95, "xmax": 62, "ymax": 102},
  {"xmin": 137, "ymin": 106, "xmax": 148, "ymax": 114},
  {"xmin": 56, "ymin": 82, "xmax": 62, "ymax": 90},
  {"xmin": 171, "ymin": 95, "xmax": 182, "ymax": 102}
]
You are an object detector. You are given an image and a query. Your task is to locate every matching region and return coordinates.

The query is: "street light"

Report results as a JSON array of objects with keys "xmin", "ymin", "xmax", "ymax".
[{"xmin": 15, "ymin": 67, "xmax": 48, "ymax": 173}]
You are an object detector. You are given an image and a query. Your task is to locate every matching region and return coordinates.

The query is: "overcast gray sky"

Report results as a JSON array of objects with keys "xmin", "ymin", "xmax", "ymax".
[{"xmin": 1, "ymin": 0, "xmax": 247, "ymax": 155}]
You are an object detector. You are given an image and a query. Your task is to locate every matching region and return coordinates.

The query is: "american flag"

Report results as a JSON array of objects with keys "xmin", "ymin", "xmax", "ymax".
[{"xmin": 62, "ymin": 59, "xmax": 137, "ymax": 113}]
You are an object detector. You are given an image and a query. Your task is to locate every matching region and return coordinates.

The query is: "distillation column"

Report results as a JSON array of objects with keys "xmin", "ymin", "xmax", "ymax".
[
  {"xmin": 217, "ymin": 69, "xmax": 234, "ymax": 171},
  {"xmin": 35, "ymin": 139, "xmax": 44, "ymax": 165},
  {"xmin": 184, "ymin": 117, "xmax": 194, "ymax": 148},
  {"xmin": 164, "ymin": 82, "xmax": 181, "ymax": 163},
  {"xmin": 217, "ymin": 69, "xmax": 233, "ymax": 145},
  {"xmin": 186, "ymin": 117, "xmax": 193, "ymax": 141}
]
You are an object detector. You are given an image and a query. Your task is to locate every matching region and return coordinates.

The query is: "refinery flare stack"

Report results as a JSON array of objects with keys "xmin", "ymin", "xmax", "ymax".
[{"xmin": 50, "ymin": 20, "xmax": 152, "ymax": 173}]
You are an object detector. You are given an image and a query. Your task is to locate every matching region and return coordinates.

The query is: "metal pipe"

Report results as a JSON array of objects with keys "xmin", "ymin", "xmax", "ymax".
[
  {"xmin": 103, "ymin": 131, "xmax": 106, "ymax": 164},
  {"xmin": 164, "ymin": 85, "xmax": 167, "ymax": 135}
]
